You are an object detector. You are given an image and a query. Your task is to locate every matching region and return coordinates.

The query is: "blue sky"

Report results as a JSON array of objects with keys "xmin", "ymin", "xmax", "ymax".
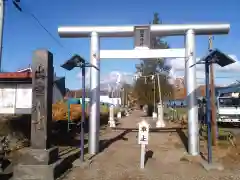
[{"xmin": 2, "ymin": 0, "xmax": 240, "ymax": 89}]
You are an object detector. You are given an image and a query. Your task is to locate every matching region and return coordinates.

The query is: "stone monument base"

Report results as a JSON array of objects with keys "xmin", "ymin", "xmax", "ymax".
[
  {"xmin": 13, "ymin": 147, "xmax": 75, "ymax": 180},
  {"xmin": 14, "ymin": 164, "xmax": 57, "ymax": 180}
]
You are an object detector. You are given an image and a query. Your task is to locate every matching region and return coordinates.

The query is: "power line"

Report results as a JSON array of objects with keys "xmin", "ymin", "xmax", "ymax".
[{"xmin": 12, "ymin": 0, "xmax": 71, "ymax": 55}]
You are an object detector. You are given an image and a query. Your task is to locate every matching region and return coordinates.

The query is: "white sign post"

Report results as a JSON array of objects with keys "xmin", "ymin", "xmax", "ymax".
[{"xmin": 138, "ymin": 120, "xmax": 150, "ymax": 169}]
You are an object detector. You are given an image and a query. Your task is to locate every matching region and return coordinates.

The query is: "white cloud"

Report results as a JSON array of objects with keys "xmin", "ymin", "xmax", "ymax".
[
  {"xmin": 166, "ymin": 55, "xmax": 239, "ymax": 72},
  {"xmin": 77, "ymin": 70, "xmax": 134, "ymax": 90},
  {"xmin": 166, "ymin": 54, "xmax": 240, "ymax": 86},
  {"xmin": 100, "ymin": 71, "xmax": 133, "ymax": 85},
  {"xmin": 76, "ymin": 54, "xmax": 239, "ymax": 89}
]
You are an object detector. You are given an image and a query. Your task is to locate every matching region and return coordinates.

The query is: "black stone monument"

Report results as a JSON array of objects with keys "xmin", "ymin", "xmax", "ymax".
[{"xmin": 13, "ymin": 50, "xmax": 60, "ymax": 180}]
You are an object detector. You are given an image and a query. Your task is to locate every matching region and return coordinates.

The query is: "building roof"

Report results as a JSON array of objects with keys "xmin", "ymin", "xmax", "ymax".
[
  {"xmin": 0, "ymin": 72, "xmax": 32, "ymax": 83},
  {"xmin": 216, "ymin": 83, "xmax": 240, "ymax": 95},
  {"xmin": 17, "ymin": 65, "xmax": 32, "ymax": 73},
  {"xmin": 0, "ymin": 67, "xmax": 60, "ymax": 82},
  {"xmin": 0, "ymin": 70, "xmax": 66, "ymax": 96}
]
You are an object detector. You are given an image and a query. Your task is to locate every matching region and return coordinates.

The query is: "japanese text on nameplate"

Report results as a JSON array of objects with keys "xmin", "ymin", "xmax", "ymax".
[{"xmin": 138, "ymin": 124, "xmax": 149, "ymax": 145}]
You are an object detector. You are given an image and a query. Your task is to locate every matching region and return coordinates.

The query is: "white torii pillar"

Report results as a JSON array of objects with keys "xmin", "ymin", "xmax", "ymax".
[{"xmin": 58, "ymin": 24, "xmax": 230, "ymax": 156}]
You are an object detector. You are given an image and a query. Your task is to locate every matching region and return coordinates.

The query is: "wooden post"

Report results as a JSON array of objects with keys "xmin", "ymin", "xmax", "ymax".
[{"xmin": 209, "ymin": 36, "xmax": 217, "ymax": 146}]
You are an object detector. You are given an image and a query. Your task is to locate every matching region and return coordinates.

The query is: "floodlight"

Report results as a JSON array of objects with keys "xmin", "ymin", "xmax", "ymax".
[{"xmin": 61, "ymin": 55, "xmax": 85, "ymax": 71}]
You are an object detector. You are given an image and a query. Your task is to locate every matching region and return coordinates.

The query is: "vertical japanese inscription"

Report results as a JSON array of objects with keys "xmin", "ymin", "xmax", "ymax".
[
  {"xmin": 134, "ymin": 26, "xmax": 151, "ymax": 48},
  {"xmin": 31, "ymin": 50, "xmax": 53, "ymax": 149},
  {"xmin": 140, "ymin": 126, "xmax": 147, "ymax": 142},
  {"xmin": 138, "ymin": 121, "xmax": 149, "ymax": 145},
  {"xmin": 32, "ymin": 64, "xmax": 45, "ymax": 130},
  {"xmin": 139, "ymin": 30, "xmax": 144, "ymax": 46}
]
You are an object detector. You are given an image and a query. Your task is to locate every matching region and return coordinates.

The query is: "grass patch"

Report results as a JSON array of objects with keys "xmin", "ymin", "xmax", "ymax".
[
  {"xmin": 200, "ymin": 125, "xmax": 235, "ymax": 146},
  {"xmin": 164, "ymin": 107, "xmax": 187, "ymax": 120}
]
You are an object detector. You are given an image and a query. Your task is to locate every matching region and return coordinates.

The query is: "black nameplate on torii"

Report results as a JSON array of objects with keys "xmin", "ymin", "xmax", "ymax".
[{"xmin": 31, "ymin": 50, "xmax": 53, "ymax": 149}]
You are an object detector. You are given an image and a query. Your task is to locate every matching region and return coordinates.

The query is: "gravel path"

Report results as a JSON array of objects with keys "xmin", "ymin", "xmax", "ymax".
[{"xmin": 63, "ymin": 110, "xmax": 240, "ymax": 180}]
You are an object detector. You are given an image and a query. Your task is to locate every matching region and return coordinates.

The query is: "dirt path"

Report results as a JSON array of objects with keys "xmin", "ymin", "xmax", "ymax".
[{"xmin": 64, "ymin": 110, "xmax": 240, "ymax": 180}]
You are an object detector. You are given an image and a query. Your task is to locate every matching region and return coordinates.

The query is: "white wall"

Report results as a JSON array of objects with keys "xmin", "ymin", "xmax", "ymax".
[
  {"xmin": 79, "ymin": 96, "xmax": 121, "ymax": 106},
  {"xmin": 0, "ymin": 83, "xmax": 64, "ymax": 114}
]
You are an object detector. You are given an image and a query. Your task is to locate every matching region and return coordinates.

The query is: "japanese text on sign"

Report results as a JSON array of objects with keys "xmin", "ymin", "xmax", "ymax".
[
  {"xmin": 134, "ymin": 26, "xmax": 151, "ymax": 49},
  {"xmin": 138, "ymin": 120, "xmax": 150, "ymax": 145}
]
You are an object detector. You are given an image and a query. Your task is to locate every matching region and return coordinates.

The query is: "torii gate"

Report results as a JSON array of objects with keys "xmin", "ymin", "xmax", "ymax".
[{"xmin": 58, "ymin": 23, "xmax": 230, "ymax": 156}]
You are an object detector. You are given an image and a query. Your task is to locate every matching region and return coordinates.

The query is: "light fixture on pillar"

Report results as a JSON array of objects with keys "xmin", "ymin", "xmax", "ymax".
[
  {"xmin": 194, "ymin": 49, "xmax": 235, "ymax": 165},
  {"xmin": 61, "ymin": 54, "xmax": 87, "ymax": 163}
]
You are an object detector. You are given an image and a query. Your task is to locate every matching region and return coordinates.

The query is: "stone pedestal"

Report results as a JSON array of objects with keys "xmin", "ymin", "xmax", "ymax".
[
  {"xmin": 14, "ymin": 147, "xmax": 62, "ymax": 180},
  {"xmin": 152, "ymin": 112, "xmax": 157, "ymax": 118},
  {"xmin": 15, "ymin": 147, "xmax": 58, "ymax": 165}
]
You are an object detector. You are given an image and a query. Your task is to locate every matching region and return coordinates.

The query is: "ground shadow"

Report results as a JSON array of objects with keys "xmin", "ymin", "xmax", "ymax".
[
  {"xmin": 112, "ymin": 127, "xmax": 187, "ymax": 133},
  {"xmin": 88, "ymin": 129, "xmax": 131, "ymax": 161},
  {"xmin": 0, "ymin": 115, "xmax": 31, "ymax": 140},
  {"xmin": 49, "ymin": 113, "xmax": 109, "ymax": 147},
  {"xmin": 0, "ymin": 159, "xmax": 12, "ymax": 180},
  {"xmin": 176, "ymin": 128, "xmax": 188, "ymax": 152},
  {"xmin": 51, "ymin": 121, "xmax": 88, "ymax": 147},
  {"xmin": 0, "ymin": 174, "xmax": 12, "ymax": 180},
  {"xmin": 99, "ymin": 129, "xmax": 131, "ymax": 153},
  {"xmin": 144, "ymin": 150, "xmax": 154, "ymax": 165},
  {"xmin": 0, "ymin": 113, "xmax": 110, "ymax": 148},
  {"xmin": 200, "ymin": 152, "xmax": 207, "ymax": 161}
]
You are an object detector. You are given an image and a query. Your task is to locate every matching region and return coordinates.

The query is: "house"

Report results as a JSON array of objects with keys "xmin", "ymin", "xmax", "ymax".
[{"xmin": 0, "ymin": 67, "xmax": 65, "ymax": 114}]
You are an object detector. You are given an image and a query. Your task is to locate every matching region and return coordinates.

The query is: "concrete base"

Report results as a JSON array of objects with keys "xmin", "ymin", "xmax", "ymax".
[
  {"xmin": 14, "ymin": 164, "xmax": 57, "ymax": 180},
  {"xmin": 15, "ymin": 147, "xmax": 59, "ymax": 165},
  {"xmin": 180, "ymin": 153, "xmax": 224, "ymax": 171},
  {"xmin": 73, "ymin": 159, "xmax": 92, "ymax": 169},
  {"xmin": 200, "ymin": 160, "xmax": 224, "ymax": 171},
  {"xmin": 13, "ymin": 146, "xmax": 76, "ymax": 180},
  {"xmin": 180, "ymin": 153, "xmax": 202, "ymax": 163},
  {"xmin": 156, "ymin": 119, "xmax": 166, "ymax": 128}
]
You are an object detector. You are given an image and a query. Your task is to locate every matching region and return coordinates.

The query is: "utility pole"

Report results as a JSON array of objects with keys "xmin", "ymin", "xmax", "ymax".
[
  {"xmin": 0, "ymin": 0, "xmax": 5, "ymax": 72},
  {"xmin": 209, "ymin": 35, "xmax": 217, "ymax": 146}
]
